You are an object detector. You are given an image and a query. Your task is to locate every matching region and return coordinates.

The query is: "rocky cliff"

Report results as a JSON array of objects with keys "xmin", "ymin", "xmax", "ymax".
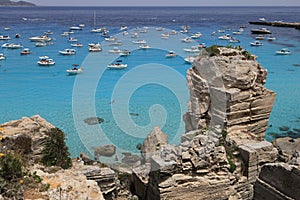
[
  {"xmin": 130, "ymin": 47, "xmax": 299, "ymax": 200},
  {"xmin": 184, "ymin": 47, "xmax": 276, "ymax": 141}
]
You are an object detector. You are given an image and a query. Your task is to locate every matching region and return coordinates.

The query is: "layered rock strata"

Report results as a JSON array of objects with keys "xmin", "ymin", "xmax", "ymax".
[{"xmin": 184, "ymin": 47, "xmax": 276, "ymax": 141}]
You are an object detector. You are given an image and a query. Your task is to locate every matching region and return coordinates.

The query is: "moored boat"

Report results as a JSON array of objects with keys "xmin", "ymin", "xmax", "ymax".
[
  {"xmin": 250, "ymin": 41, "xmax": 263, "ymax": 46},
  {"xmin": 275, "ymin": 48, "xmax": 291, "ymax": 55},
  {"xmin": 107, "ymin": 60, "xmax": 128, "ymax": 69},
  {"xmin": 0, "ymin": 35, "xmax": 11, "ymax": 40},
  {"xmin": 37, "ymin": 56, "xmax": 55, "ymax": 66},
  {"xmin": 20, "ymin": 48, "xmax": 32, "ymax": 55},
  {"xmin": 0, "ymin": 53, "xmax": 6, "ymax": 60},
  {"xmin": 59, "ymin": 49, "xmax": 76, "ymax": 55},
  {"xmin": 165, "ymin": 51, "xmax": 177, "ymax": 58},
  {"xmin": 66, "ymin": 66, "xmax": 83, "ymax": 75},
  {"xmin": 29, "ymin": 35, "xmax": 51, "ymax": 42},
  {"xmin": 251, "ymin": 27, "xmax": 272, "ymax": 34}
]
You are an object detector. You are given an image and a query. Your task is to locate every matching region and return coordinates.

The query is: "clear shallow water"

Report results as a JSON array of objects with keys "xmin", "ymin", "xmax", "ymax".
[{"xmin": 0, "ymin": 7, "xmax": 300, "ymax": 158}]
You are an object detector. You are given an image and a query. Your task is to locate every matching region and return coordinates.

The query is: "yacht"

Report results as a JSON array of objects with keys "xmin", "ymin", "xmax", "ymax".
[
  {"xmin": 250, "ymin": 41, "xmax": 263, "ymax": 46},
  {"xmin": 276, "ymin": 48, "xmax": 292, "ymax": 55},
  {"xmin": 0, "ymin": 35, "xmax": 11, "ymax": 40},
  {"xmin": 267, "ymin": 36, "xmax": 276, "ymax": 41},
  {"xmin": 165, "ymin": 51, "xmax": 177, "ymax": 58},
  {"xmin": 105, "ymin": 37, "xmax": 117, "ymax": 42},
  {"xmin": 1, "ymin": 43, "xmax": 23, "ymax": 49},
  {"xmin": 71, "ymin": 43, "xmax": 83, "ymax": 47},
  {"xmin": 251, "ymin": 28, "xmax": 272, "ymax": 34},
  {"xmin": 181, "ymin": 37, "xmax": 193, "ymax": 43},
  {"xmin": 132, "ymin": 40, "xmax": 146, "ymax": 44},
  {"xmin": 184, "ymin": 56, "xmax": 196, "ymax": 64},
  {"xmin": 183, "ymin": 46, "xmax": 200, "ymax": 53},
  {"xmin": 68, "ymin": 37, "xmax": 78, "ymax": 42},
  {"xmin": 119, "ymin": 50, "xmax": 131, "ymax": 56},
  {"xmin": 108, "ymin": 47, "xmax": 123, "ymax": 53},
  {"xmin": 35, "ymin": 42, "xmax": 46, "ymax": 47},
  {"xmin": 139, "ymin": 44, "xmax": 151, "ymax": 49},
  {"xmin": 29, "ymin": 35, "xmax": 51, "ymax": 42},
  {"xmin": 218, "ymin": 34, "xmax": 232, "ymax": 40},
  {"xmin": 89, "ymin": 44, "xmax": 102, "ymax": 52},
  {"xmin": 69, "ymin": 26, "xmax": 82, "ymax": 30},
  {"xmin": 191, "ymin": 32, "xmax": 202, "ymax": 39},
  {"xmin": 20, "ymin": 48, "xmax": 32, "ymax": 55},
  {"xmin": 255, "ymin": 35, "xmax": 265, "ymax": 40},
  {"xmin": 120, "ymin": 25, "xmax": 128, "ymax": 31},
  {"xmin": 59, "ymin": 49, "xmax": 76, "ymax": 55},
  {"xmin": 66, "ymin": 66, "xmax": 83, "ymax": 75},
  {"xmin": 0, "ymin": 53, "xmax": 6, "ymax": 60},
  {"xmin": 37, "ymin": 56, "xmax": 55, "ymax": 66},
  {"xmin": 107, "ymin": 60, "xmax": 128, "ymax": 69}
]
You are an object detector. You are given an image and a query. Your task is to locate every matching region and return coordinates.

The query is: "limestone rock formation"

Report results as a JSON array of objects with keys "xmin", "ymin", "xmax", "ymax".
[
  {"xmin": 140, "ymin": 126, "xmax": 168, "ymax": 162},
  {"xmin": 184, "ymin": 47, "xmax": 276, "ymax": 141},
  {"xmin": 254, "ymin": 163, "xmax": 300, "ymax": 200},
  {"xmin": 34, "ymin": 163, "xmax": 105, "ymax": 200},
  {"xmin": 273, "ymin": 137, "xmax": 300, "ymax": 167},
  {"xmin": 94, "ymin": 144, "xmax": 116, "ymax": 158}
]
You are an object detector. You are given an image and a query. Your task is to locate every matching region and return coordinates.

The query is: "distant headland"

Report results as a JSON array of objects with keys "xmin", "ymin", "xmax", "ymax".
[{"xmin": 0, "ymin": 0, "xmax": 36, "ymax": 6}]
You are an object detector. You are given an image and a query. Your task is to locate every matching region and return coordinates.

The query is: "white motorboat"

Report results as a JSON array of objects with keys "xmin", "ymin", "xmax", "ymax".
[
  {"xmin": 37, "ymin": 56, "xmax": 55, "ymax": 66},
  {"xmin": 255, "ymin": 35, "xmax": 265, "ymax": 40},
  {"xmin": 110, "ymin": 41, "xmax": 123, "ymax": 46},
  {"xmin": 229, "ymin": 38, "xmax": 240, "ymax": 43},
  {"xmin": 139, "ymin": 44, "xmax": 150, "ymax": 49},
  {"xmin": 132, "ymin": 40, "xmax": 146, "ymax": 44},
  {"xmin": 267, "ymin": 36, "xmax": 276, "ymax": 41},
  {"xmin": 181, "ymin": 37, "xmax": 193, "ymax": 43},
  {"xmin": 71, "ymin": 43, "xmax": 83, "ymax": 47},
  {"xmin": 68, "ymin": 37, "xmax": 78, "ymax": 42},
  {"xmin": 218, "ymin": 34, "xmax": 232, "ymax": 40},
  {"xmin": 79, "ymin": 24, "xmax": 85, "ymax": 28},
  {"xmin": 1, "ymin": 43, "xmax": 23, "ymax": 49},
  {"xmin": 120, "ymin": 25, "xmax": 128, "ymax": 31},
  {"xmin": 69, "ymin": 26, "xmax": 82, "ymax": 30},
  {"xmin": 156, "ymin": 27, "xmax": 164, "ymax": 31},
  {"xmin": 66, "ymin": 66, "xmax": 83, "ymax": 75},
  {"xmin": 232, "ymin": 31, "xmax": 243, "ymax": 35},
  {"xmin": 89, "ymin": 44, "xmax": 102, "ymax": 52},
  {"xmin": 131, "ymin": 32, "xmax": 139, "ymax": 38},
  {"xmin": 29, "ymin": 35, "xmax": 51, "ymax": 42},
  {"xmin": 59, "ymin": 49, "xmax": 76, "ymax": 55},
  {"xmin": 276, "ymin": 48, "xmax": 292, "ymax": 55},
  {"xmin": 119, "ymin": 50, "xmax": 131, "ymax": 56},
  {"xmin": 250, "ymin": 41, "xmax": 263, "ymax": 46},
  {"xmin": 35, "ymin": 42, "xmax": 46, "ymax": 47},
  {"xmin": 165, "ymin": 51, "xmax": 177, "ymax": 58},
  {"xmin": 184, "ymin": 56, "xmax": 196, "ymax": 64},
  {"xmin": 20, "ymin": 48, "xmax": 32, "ymax": 55},
  {"xmin": 191, "ymin": 32, "xmax": 202, "ymax": 39},
  {"xmin": 61, "ymin": 32, "xmax": 69, "ymax": 36},
  {"xmin": 183, "ymin": 46, "xmax": 200, "ymax": 53},
  {"xmin": 0, "ymin": 53, "xmax": 6, "ymax": 60},
  {"xmin": 108, "ymin": 47, "xmax": 123, "ymax": 53},
  {"xmin": 107, "ymin": 61, "xmax": 128, "ymax": 69},
  {"xmin": 0, "ymin": 35, "xmax": 11, "ymax": 40},
  {"xmin": 105, "ymin": 37, "xmax": 117, "ymax": 42},
  {"xmin": 44, "ymin": 30, "xmax": 53, "ymax": 35},
  {"xmin": 169, "ymin": 30, "xmax": 178, "ymax": 35}
]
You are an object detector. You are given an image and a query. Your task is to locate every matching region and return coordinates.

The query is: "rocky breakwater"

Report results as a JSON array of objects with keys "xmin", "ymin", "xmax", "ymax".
[{"xmin": 184, "ymin": 46, "xmax": 276, "ymax": 141}]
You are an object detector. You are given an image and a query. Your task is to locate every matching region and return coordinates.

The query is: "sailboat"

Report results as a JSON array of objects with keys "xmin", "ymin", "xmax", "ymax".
[{"xmin": 91, "ymin": 12, "xmax": 102, "ymax": 33}]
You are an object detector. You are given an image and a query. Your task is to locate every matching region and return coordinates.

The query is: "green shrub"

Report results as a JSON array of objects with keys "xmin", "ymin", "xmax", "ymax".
[
  {"xmin": 205, "ymin": 45, "xmax": 221, "ymax": 57},
  {"xmin": 0, "ymin": 152, "xmax": 23, "ymax": 180},
  {"xmin": 41, "ymin": 128, "xmax": 72, "ymax": 169}
]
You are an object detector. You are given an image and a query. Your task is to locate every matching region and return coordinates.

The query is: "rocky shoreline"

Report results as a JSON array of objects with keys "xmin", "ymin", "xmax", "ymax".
[{"xmin": 0, "ymin": 47, "xmax": 299, "ymax": 199}]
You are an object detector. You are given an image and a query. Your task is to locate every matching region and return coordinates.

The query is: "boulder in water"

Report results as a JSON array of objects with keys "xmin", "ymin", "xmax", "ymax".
[{"xmin": 84, "ymin": 117, "xmax": 104, "ymax": 125}]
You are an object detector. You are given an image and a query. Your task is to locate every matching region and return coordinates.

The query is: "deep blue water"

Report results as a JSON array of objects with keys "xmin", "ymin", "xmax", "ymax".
[{"xmin": 0, "ymin": 6, "xmax": 300, "ymax": 159}]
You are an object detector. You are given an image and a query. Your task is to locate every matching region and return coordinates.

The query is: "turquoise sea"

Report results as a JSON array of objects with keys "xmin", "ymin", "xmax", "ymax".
[{"xmin": 0, "ymin": 7, "xmax": 300, "ymax": 159}]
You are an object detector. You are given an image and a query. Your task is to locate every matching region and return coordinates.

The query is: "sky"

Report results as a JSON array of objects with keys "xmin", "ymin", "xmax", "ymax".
[{"xmin": 27, "ymin": 0, "xmax": 300, "ymax": 7}]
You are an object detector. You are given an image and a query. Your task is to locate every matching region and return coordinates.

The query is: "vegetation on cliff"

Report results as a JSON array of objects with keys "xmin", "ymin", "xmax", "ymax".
[{"xmin": 41, "ymin": 128, "xmax": 72, "ymax": 169}]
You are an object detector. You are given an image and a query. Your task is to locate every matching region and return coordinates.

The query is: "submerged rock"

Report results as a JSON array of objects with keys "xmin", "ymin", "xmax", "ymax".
[
  {"xmin": 129, "ymin": 112, "xmax": 139, "ymax": 116},
  {"xmin": 279, "ymin": 126, "xmax": 290, "ymax": 131},
  {"xmin": 94, "ymin": 144, "xmax": 116, "ymax": 158},
  {"xmin": 84, "ymin": 117, "xmax": 104, "ymax": 125}
]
